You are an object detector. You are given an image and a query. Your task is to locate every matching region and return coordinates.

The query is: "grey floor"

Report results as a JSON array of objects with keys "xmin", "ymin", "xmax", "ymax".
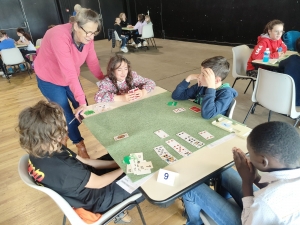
[{"xmin": 86, "ymin": 38, "xmax": 297, "ymax": 130}]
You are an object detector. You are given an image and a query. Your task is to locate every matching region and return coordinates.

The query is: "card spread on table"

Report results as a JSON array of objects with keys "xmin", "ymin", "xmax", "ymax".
[
  {"xmin": 126, "ymin": 152, "xmax": 152, "ymax": 175},
  {"xmin": 153, "ymin": 145, "xmax": 178, "ymax": 164},
  {"xmin": 114, "ymin": 133, "xmax": 129, "ymax": 141},
  {"xmin": 167, "ymin": 101, "xmax": 178, "ymax": 106},
  {"xmin": 165, "ymin": 139, "xmax": 192, "ymax": 156},
  {"xmin": 173, "ymin": 107, "xmax": 186, "ymax": 113},
  {"xmin": 154, "ymin": 130, "xmax": 169, "ymax": 139},
  {"xmin": 177, "ymin": 131, "xmax": 205, "ymax": 149},
  {"xmin": 199, "ymin": 130, "xmax": 215, "ymax": 140},
  {"xmin": 189, "ymin": 106, "xmax": 201, "ymax": 113}
]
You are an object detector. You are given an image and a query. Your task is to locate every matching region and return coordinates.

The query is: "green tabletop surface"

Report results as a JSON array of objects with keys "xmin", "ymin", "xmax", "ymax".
[{"xmin": 83, "ymin": 92, "xmax": 231, "ymax": 182}]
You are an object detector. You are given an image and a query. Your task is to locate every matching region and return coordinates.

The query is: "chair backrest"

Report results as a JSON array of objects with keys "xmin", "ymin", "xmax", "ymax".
[
  {"xmin": 141, "ymin": 24, "xmax": 154, "ymax": 39},
  {"xmin": 282, "ymin": 31, "xmax": 300, "ymax": 51},
  {"xmin": 114, "ymin": 31, "xmax": 121, "ymax": 41},
  {"xmin": 1, "ymin": 48, "xmax": 25, "ymax": 65},
  {"xmin": 232, "ymin": 45, "xmax": 252, "ymax": 78},
  {"xmin": 36, "ymin": 38, "xmax": 42, "ymax": 47},
  {"xmin": 18, "ymin": 154, "xmax": 144, "ymax": 225},
  {"xmin": 252, "ymin": 68, "xmax": 295, "ymax": 116},
  {"xmin": 18, "ymin": 155, "xmax": 90, "ymax": 225},
  {"xmin": 225, "ymin": 99, "xmax": 236, "ymax": 119}
]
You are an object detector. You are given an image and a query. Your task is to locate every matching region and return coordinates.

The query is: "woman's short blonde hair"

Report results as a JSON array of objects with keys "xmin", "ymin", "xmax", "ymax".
[
  {"xmin": 119, "ymin": 12, "xmax": 126, "ymax": 21},
  {"xmin": 75, "ymin": 8, "xmax": 102, "ymax": 31},
  {"xmin": 17, "ymin": 101, "xmax": 67, "ymax": 158},
  {"xmin": 74, "ymin": 4, "xmax": 81, "ymax": 12}
]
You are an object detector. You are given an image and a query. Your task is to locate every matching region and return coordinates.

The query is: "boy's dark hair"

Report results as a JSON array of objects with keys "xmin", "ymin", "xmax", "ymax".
[
  {"xmin": 106, "ymin": 54, "xmax": 134, "ymax": 93},
  {"xmin": 296, "ymin": 37, "xmax": 300, "ymax": 54},
  {"xmin": 138, "ymin": 14, "xmax": 145, "ymax": 23},
  {"xmin": 0, "ymin": 30, "xmax": 7, "ymax": 35},
  {"xmin": 263, "ymin": 19, "xmax": 284, "ymax": 34},
  {"xmin": 248, "ymin": 121, "xmax": 300, "ymax": 166},
  {"xmin": 201, "ymin": 56, "xmax": 230, "ymax": 81}
]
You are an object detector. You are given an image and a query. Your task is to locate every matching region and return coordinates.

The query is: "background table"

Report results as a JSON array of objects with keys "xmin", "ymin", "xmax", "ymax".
[
  {"xmin": 15, "ymin": 44, "xmax": 27, "ymax": 49},
  {"xmin": 251, "ymin": 50, "xmax": 297, "ymax": 71},
  {"xmin": 83, "ymin": 90, "xmax": 235, "ymax": 182}
]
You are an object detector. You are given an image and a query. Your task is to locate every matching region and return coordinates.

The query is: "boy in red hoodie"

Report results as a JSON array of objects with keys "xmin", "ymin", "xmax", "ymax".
[{"xmin": 246, "ymin": 20, "xmax": 287, "ymax": 77}]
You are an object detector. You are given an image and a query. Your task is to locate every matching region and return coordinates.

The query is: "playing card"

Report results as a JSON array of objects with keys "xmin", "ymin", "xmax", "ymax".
[
  {"xmin": 138, "ymin": 161, "xmax": 153, "ymax": 169},
  {"xmin": 153, "ymin": 146, "xmax": 178, "ymax": 164},
  {"xmin": 154, "ymin": 130, "xmax": 169, "ymax": 139},
  {"xmin": 177, "ymin": 132, "xmax": 205, "ymax": 149},
  {"xmin": 130, "ymin": 152, "xmax": 144, "ymax": 162},
  {"xmin": 189, "ymin": 106, "xmax": 201, "ymax": 113},
  {"xmin": 135, "ymin": 168, "xmax": 152, "ymax": 175},
  {"xmin": 167, "ymin": 101, "xmax": 178, "ymax": 106},
  {"xmin": 129, "ymin": 159, "xmax": 138, "ymax": 174},
  {"xmin": 165, "ymin": 139, "xmax": 192, "ymax": 157},
  {"xmin": 199, "ymin": 130, "xmax": 215, "ymax": 140},
  {"xmin": 114, "ymin": 133, "xmax": 129, "ymax": 141},
  {"xmin": 173, "ymin": 107, "xmax": 186, "ymax": 113},
  {"xmin": 126, "ymin": 164, "xmax": 133, "ymax": 174}
]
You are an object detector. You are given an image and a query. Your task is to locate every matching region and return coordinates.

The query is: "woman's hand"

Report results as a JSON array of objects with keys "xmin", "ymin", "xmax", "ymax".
[{"xmin": 74, "ymin": 104, "xmax": 87, "ymax": 123}]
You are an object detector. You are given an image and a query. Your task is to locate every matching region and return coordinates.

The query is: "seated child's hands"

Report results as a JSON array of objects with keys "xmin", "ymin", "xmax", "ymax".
[
  {"xmin": 278, "ymin": 51, "xmax": 285, "ymax": 58},
  {"xmin": 185, "ymin": 74, "xmax": 199, "ymax": 82},
  {"xmin": 232, "ymin": 147, "xmax": 256, "ymax": 185},
  {"xmin": 134, "ymin": 89, "xmax": 147, "ymax": 99},
  {"xmin": 123, "ymin": 93, "xmax": 135, "ymax": 102},
  {"xmin": 202, "ymin": 68, "xmax": 216, "ymax": 89}
]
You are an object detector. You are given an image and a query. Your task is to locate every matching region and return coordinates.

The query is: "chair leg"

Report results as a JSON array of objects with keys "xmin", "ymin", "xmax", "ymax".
[
  {"xmin": 252, "ymin": 80, "xmax": 256, "ymax": 91},
  {"xmin": 293, "ymin": 117, "xmax": 300, "ymax": 127},
  {"xmin": 25, "ymin": 63, "xmax": 32, "ymax": 79},
  {"xmin": 62, "ymin": 214, "xmax": 66, "ymax": 225},
  {"xmin": 268, "ymin": 110, "xmax": 272, "ymax": 122},
  {"xmin": 136, "ymin": 202, "xmax": 146, "ymax": 225},
  {"xmin": 232, "ymin": 78, "xmax": 238, "ymax": 88},
  {"xmin": 243, "ymin": 103, "xmax": 257, "ymax": 124},
  {"xmin": 244, "ymin": 79, "xmax": 252, "ymax": 94},
  {"xmin": 149, "ymin": 38, "xmax": 154, "ymax": 48}
]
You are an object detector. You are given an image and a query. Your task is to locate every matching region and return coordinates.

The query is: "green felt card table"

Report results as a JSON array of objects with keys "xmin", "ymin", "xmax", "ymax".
[{"xmin": 82, "ymin": 86, "xmax": 249, "ymax": 206}]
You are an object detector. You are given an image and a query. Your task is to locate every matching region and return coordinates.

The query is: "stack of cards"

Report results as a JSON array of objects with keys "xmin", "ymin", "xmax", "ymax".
[
  {"xmin": 189, "ymin": 106, "xmax": 201, "ymax": 113},
  {"xmin": 167, "ymin": 101, "xmax": 178, "ymax": 106},
  {"xmin": 94, "ymin": 104, "xmax": 109, "ymax": 112},
  {"xmin": 154, "ymin": 130, "xmax": 169, "ymax": 139},
  {"xmin": 126, "ymin": 152, "xmax": 153, "ymax": 175},
  {"xmin": 173, "ymin": 107, "xmax": 186, "ymax": 113},
  {"xmin": 128, "ymin": 88, "xmax": 139, "ymax": 101},
  {"xmin": 114, "ymin": 133, "xmax": 129, "ymax": 141},
  {"xmin": 154, "ymin": 145, "xmax": 178, "ymax": 164},
  {"xmin": 165, "ymin": 139, "xmax": 192, "ymax": 156},
  {"xmin": 176, "ymin": 132, "xmax": 205, "ymax": 149},
  {"xmin": 198, "ymin": 130, "xmax": 214, "ymax": 140}
]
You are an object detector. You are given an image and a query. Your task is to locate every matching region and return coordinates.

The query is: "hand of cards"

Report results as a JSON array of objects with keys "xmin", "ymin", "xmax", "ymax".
[
  {"xmin": 124, "ymin": 152, "xmax": 153, "ymax": 175},
  {"xmin": 128, "ymin": 88, "xmax": 140, "ymax": 101}
]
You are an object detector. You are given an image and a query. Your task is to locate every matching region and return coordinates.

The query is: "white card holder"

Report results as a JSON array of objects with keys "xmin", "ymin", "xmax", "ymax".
[
  {"xmin": 157, "ymin": 169, "xmax": 178, "ymax": 186},
  {"xmin": 212, "ymin": 117, "xmax": 252, "ymax": 138}
]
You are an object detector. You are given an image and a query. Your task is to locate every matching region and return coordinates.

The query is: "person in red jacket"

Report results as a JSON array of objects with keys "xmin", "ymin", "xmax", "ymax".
[{"xmin": 246, "ymin": 20, "xmax": 287, "ymax": 77}]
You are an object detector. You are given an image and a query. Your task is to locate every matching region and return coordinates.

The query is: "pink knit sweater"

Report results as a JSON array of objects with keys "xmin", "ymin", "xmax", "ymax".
[{"xmin": 34, "ymin": 23, "xmax": 104, "ymax": 105}]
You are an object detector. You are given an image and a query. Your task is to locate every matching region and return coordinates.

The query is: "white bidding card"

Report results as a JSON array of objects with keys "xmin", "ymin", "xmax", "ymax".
[{"xmin": 154, "ymin": 130, "xmax": 169, "ymax": 139}]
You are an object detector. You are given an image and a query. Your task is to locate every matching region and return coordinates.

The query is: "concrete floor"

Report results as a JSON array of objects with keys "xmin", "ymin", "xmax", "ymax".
[{"xmin": 87, "ymin": 38, "xmax": 298, "ymax": 130}]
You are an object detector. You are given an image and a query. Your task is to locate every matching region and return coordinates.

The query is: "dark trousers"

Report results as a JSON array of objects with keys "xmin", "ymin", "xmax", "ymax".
[
  {"xmin": 132, "ymin": 33, "xmax": 142, "ymax": 44},
  {"xmin": 0, "ymin": 58, "xmax": 6, "ymax": 75},
  {"xmin": 20, "ymin": 49, "xmax": 36, "ymax": 63}
]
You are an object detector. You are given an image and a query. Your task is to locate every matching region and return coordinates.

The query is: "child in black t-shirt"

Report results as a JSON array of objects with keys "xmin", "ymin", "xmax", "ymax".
[{"xmin": 17, "ymin": 100, "xmax": 144, "ymax": 223}]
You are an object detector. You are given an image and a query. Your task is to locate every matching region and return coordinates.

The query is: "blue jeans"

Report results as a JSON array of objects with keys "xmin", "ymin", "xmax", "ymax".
[
  {"xmin": 120, "ymin": 36, "xmax": 127, "ymax": 48},
  {"xmin": 183, "ymin": 168, "xmax": 259, "ymax": 225},
  {"xmin": 36, "ymin": 75, "xmax": 83, "ymax": 144}
]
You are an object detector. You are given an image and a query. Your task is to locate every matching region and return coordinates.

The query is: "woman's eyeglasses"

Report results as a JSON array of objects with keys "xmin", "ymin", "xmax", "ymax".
[{"xmin": 80, "ymin": 26, "xmax": 100, "ymax": 37}]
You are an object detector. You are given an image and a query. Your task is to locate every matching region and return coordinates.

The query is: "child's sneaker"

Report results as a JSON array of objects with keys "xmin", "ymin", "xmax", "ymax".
[
  {"xmin": 120, "ymin": 47, "xmax": 127, "ymax": 53},
  {"xmin": 130, "ymin": 41, "xmax": 136, "ymax": 46},
  {"xmin": 19, "ymin": 64, "xmax": 26, "ymax": 71},
  {"xmin": 136, "ymin": 43, "xmax": 142, "ymax": 48},
  {"xmin": 7, "ymin": 67, "xmax": 14, "ymax": 74},
  {"xmin": 143, "ymin": 41, "xmax": 148, "ymax": 46}
]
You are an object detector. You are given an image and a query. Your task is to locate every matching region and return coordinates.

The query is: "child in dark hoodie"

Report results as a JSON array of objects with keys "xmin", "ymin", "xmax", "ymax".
[
  {"xmin": 246, "ymin": 19, "xmax": 287, "ymax": 77},
  {"xmin": 172, "ymin": 56, "xmax": 237, "ymax": 119}
]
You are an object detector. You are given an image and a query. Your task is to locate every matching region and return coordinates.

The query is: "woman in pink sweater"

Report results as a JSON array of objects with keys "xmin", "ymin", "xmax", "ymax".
[{"xmin": 34, "ymin": 8, "xmax": 104, "ymax": 158}]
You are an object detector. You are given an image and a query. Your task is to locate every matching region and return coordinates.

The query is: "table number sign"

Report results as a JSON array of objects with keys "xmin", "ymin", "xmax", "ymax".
[{"xmin": 157, "ymin": 169, "xmax": 178, "ymax": 186}]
